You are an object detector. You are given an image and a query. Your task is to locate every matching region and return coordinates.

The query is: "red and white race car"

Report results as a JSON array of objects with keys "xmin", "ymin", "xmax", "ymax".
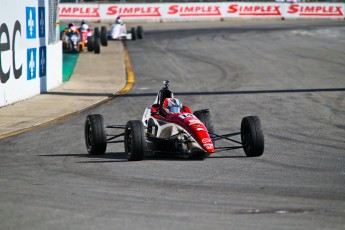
[
  {"xmin": 78, "ymin": 22, "xmax": 108, "ymax": 51},
  {"xmin": 84, "ymin": 81, "xmax": 264, "ymax": 160}
]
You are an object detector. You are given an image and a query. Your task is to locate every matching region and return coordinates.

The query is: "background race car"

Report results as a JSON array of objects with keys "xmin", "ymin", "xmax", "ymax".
[
  {"xmin": 60, "ymin": 24, "xmax": 102, "ymax": 54},
  {"xmin": 105, "ymin": 18, "xmax": 143, "ymax": 41}
]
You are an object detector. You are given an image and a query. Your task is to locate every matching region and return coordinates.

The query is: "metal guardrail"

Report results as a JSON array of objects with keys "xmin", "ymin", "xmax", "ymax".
[{"xmin": 49, "ymin": 0, "xmax": 59, "ymax": 44}]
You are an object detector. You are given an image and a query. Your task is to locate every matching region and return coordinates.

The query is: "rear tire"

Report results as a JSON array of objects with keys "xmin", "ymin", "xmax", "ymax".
[
  {"xmin": 94, "ymin": 27, "xmax": 100, "ymax": 38},
  {"xmin": 241, "ymin": 116, "xmax": 264, "ymax": 157},
  {"xmin": 193, "ymin": 109, "xmax": 214, "ymax": 134},
  {"xmin": 94, "ymin": 37, "xmax": 100, "ymax": 54},
  {"xmin": 136, "ymin": 26, "xmax": 143, "ymax": 39},
  {"xmin": 84, "ymin": 114, "xmax": 107, "ymax": 155},
  {"xmin": 124, "ymin": 120, "xmax": 146, "ymax": 161},
  {"xmin": 100, "ymin": 26, "xmax": 108, "ymax": 46},
  {"xmin": 131, "ymin": 27, "xmax": 136, "ymax": 41},
  {"xmin": 193, "ymin": 110, "xmax": 215, "ymax": 145}
]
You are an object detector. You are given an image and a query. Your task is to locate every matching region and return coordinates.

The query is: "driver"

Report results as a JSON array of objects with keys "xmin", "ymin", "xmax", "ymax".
[
  {"xmin": 80, "ymin": 23, "xmax": 89, "ymax": 32},
  {"xmin": 163, "ymin": 98, "xmax": 182, "ymax": 114},
  {"xmin": 115, "ymin": 16, "xmax": 123, "ymax": 25},
  {"xmin": 79, "ymin": 20, "xmax": 89, "ymax": 31}
]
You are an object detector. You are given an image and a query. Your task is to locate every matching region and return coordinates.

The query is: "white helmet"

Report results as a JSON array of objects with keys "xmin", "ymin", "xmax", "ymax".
[{"xmin": 81, "ymin": 24, "xmax": 89, "ymax": 31}]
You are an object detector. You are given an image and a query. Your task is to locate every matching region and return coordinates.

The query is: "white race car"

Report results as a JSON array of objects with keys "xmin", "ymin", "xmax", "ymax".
[{"xmin": 107, "ymin": 23, "xmax": 143, "ymax": 41}]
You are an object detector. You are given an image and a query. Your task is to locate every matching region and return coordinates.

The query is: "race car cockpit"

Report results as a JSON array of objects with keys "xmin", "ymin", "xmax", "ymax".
[
  {"xmin": 157, "ymin": 80, "xmax": 173, "ymax": 108},
  {"xmin": 151, "ymin": 80, "xmax": 192, "ymax": 116}
]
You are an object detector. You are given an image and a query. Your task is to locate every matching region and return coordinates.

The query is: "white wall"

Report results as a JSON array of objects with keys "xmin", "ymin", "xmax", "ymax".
[
  {"xmin": 58, "ymin": 2, "xmax": 345, "ymax": 22},
  {"xmin": 0, "ymin": 0, "xmax": 62, "ymax": 107}
]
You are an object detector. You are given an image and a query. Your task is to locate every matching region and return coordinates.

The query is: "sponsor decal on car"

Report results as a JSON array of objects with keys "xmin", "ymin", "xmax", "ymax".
[
  {"xmin": 188, "ymin": 119, "xmax": 201, "ymax": 125},
  {"xmin": 179, "ymin": 114, "xmax": 195, "ymax": 119},
  {"xmin": 287, "ymin": 4, "xmax": 343, "ymax": 17},
  {"xmin": 202, "ymin": 138, "xmax": 212, "ymax": 144},
  {"xmin": 203, "ymin": 143, "xmax": 214, "ymax": 150},
  {"xmin": 59, "ymin": 6, "xmax": 100, "ymax": 18},
  {"xmin": 191, "ymin": 123, "xmax": 205, "ymax": 131},
  {"xmin": 168, "ymin": 4, "xmax": 221, "ymax": 16},
  {"xmin": 227, "ymin": 4, "xmax": 282, "ymax": 16},
  {"xmin": 107, "ymin": 6, "xmax": 161, "ymax": 17}
]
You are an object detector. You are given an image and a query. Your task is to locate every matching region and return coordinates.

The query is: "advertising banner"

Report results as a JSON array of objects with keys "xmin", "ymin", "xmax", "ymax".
[
  {"xmin": 1, "ymin": 0, "xmax": 61, "ymax": 107},
  {"xmin": 59, "ymin": 2, "xmax": 345, "ymax": 21},
  {"xmin": 284, "ymin": 3, "xmax": 344, "ymax": 18}
]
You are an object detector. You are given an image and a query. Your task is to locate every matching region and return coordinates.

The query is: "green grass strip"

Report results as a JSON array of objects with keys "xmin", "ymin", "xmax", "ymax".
[
  {"xmin": 62, "ymin": 52, "xmax": 79, "ymax": 82},
  {"xmin": 60, "ymin": 25, "xmax": 79, "ymax": 82}
]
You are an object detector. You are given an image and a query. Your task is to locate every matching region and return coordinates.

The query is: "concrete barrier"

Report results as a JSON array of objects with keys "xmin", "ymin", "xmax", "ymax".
[{"xmin": 0, "ymin": 0, "xmax": 61, "ymax": 107}]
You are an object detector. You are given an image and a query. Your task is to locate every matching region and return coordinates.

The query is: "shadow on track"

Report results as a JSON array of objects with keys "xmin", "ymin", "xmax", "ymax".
[
  {"xmin": 38, "ymin": 152, "xmax": 246, "ymax": 162},
  {"xmin": 41, "ymin": 87, "xmax": 345, "ymax": 97}
]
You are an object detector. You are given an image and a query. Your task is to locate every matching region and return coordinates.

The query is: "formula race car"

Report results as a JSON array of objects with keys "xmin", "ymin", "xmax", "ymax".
[
  {"xmin": 61, "ymin": 23, "xmax": 101, "ymax": 54},
  {"xmin": 106, "ymin": 17, "xmax": 143, "ymax": 41},
  {"xmin": 79, "ymin": 21, "xmax": 108, "ymax": 48},
  {"xmin": 84, "ymin": 81, "xmax": 264, "ymax": 160}
]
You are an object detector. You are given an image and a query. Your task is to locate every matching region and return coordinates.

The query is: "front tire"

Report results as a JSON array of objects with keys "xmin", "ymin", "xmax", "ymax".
[
  {"xmin": 84, "ymin": 114, "xmax": 107, "ymax": 155},
  {"xmin": 124, "ymin": 120, "xmax": 146, "ymax": 161},
  {"xmin": 241, "ymin": 116, "xmax": 264, "ymax": 157}
]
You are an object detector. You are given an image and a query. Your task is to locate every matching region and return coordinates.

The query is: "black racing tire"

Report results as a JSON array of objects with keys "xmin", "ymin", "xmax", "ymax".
[
  {"xmin": 241, "ymin": 116, "xmax": 264, "ymax": 157},
  {"xmin": 94, "ymin": 27, "xmax": 100, "ymax": 38},
  {"xmin": 94, "ymin": 37, "xmax": 100, "ymax": 54},
  {"xmin": 193, "ymin": 109, "xmax": 215, "ymax": 135},
  {"xmin": 87, "ymin": 36, "xmax": 94, "ymax": 52},
  {"xmin": 100, "ymin": 26, "xmax": 108, "ymax": 46},
  {"xmin": 124, "ymin": 120, "xmax": 146, "ymax": 161},
  {"xmin": 84, "ymin": 114, "xmax": 107, "ymax": 155},
  {"xmin": 131, "ymin": 27, "xmax": 136, "ymax": 41},
  {"xmin": 136, "ymin": 26, "xmax": 143, "ymax": 39}
]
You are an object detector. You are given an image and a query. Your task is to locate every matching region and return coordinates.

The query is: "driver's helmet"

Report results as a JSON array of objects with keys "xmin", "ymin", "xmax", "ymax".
[
  {"xmin": 115, "ymin": 17, "xmax": 122, "ymax": 24},
  {"xmin": 163, "ymin": 98, "xmax": 182, "ymax": 114},
  {"xmin": 70, "ymin": 25, "xmax": 77, "ymax": 32},
  {"xmin": 81, "ymin": 24, "xmax": 89, "ymax": 31}
]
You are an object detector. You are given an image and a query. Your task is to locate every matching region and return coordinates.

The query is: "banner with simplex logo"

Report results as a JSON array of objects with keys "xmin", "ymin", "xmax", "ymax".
[{"xmin": 58, "ymin": 2, "xmax": 345, "ymax": 21}]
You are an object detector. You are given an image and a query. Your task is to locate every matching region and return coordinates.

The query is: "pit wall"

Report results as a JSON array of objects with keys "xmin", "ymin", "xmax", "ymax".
[
  {"xmin": 59, "ymin": 2, "xmax": 345, "ymax": 21},
  {"xmin": 0, "ymin": 0, "xmax": 62, "ymax": 107}
]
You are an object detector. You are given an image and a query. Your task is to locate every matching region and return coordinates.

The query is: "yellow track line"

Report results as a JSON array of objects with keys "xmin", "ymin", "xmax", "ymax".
[
  {"xmin": 0, "ymin": 42, "xmax": 135, "ymax": 140},
  {"xmin": 116, "ymin": 42, "xmax": 135, "ymax": 95}
]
